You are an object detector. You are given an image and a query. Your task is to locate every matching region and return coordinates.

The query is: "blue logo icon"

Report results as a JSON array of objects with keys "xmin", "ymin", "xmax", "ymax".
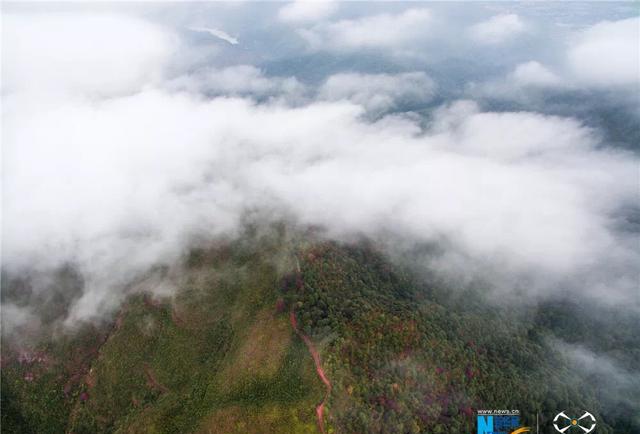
[{"xmin": 477, "ymin": 410, "xmax": 530, "ymax": 434}]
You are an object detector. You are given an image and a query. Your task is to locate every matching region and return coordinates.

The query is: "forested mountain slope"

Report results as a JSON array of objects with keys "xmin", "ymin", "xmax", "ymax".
[{"xmin": 2, "ymin": 231, "xmax": 638, "ymax": 433}]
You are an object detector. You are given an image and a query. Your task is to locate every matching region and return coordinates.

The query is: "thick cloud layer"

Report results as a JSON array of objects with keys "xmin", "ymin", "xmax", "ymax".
[
  {"xmin": 568, "ymin": 17, "xmax": 640, "ymax": 87},
  {"xmin": 3, "ymin": 13, "xmax": 176, "ymax": 96},
  {"xmin": 2, "ymin": 5, "xmax": 639, "ymax": 325}
]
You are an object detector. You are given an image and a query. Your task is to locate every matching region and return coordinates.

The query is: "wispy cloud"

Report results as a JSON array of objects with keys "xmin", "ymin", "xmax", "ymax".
[
  {"xmin": 299, "ymin": 8, "xmax": 432, "ymax": 50},
  {"xmin": 189, "ymin": 26, "xmax": 239, "ymax": 45},
  {"xmin": 278, "ymin": 0, "xmax": 337, "ymax": 23},
  {"xmin": 469, "ymin": 13, "xmax": 526, "ymax": 44}
]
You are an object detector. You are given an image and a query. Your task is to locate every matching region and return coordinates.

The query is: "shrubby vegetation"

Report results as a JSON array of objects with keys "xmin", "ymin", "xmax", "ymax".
[
  {"xmin": 2, "ymin": 231, "xmax": 638, "ymax": 433},
  {"xmin": 290, "ymin": 243, "xmax": 638, "ymax": 434}
]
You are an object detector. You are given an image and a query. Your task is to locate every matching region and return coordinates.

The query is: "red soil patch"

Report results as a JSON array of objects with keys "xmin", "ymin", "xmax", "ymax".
[
  {"xmin": 143, "ymin": 363, "xmax": 169, "ymax": 394},
  {"xmin": 290, "ymin": 310, "xmax": 332, "ymax": 434}
]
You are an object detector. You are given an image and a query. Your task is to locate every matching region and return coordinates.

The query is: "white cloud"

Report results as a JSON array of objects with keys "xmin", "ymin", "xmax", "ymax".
[
  {"xmin": 318, "ymin": 72, "xmax": 435, "ymax": 114},
  {"xmin": 435, "ymin": 100, "xmax": 593, "ymax": 161},
  {"xmin": 511, "ymin": 61, "xmax": 562, "ymax": 87},
  {"xmin": 467, "ymin": 60, "xmax": 564, "ymax": 100},
  {"xmin": 1, "ymin": 304, "xmax": 37, "ymax": 336},
  {"xmin": 301, "ymin": 8, "xmax": 432, "ymax": 50},
  {"xmin": 189, "ymin": 26, "xmax": 239, "ymax": 45},
  {"xmin": 469, "ymin": 17, "xmax": 639, "ymax": 100},
  {"xmin": 278, "ymin": 0, "xmax": 337, "ymax": 23},
  {"xmin": 469, "ymin": 13, "xmax": 526, "ymax": 44},
  {"xmin": 166, "ymin": 65, "xmax": 306, "ymax": 101},
  {"xmin": 3, "ymin": 13, "xmax": 176, "ymax": 96},
  {"xmin": 567, "ymin": 17, "xmax": 640, "ymax": 87},
  {"xmin": 6, "ymin": 86, "xmax": 638, "ymax": 319},
  {"xmin": 3, "ymin": 9, "xmax": 639, "ymax": 326},
  {"xmin": 550, "ymin": 340, "xmax": 640, "ymax": 412}
]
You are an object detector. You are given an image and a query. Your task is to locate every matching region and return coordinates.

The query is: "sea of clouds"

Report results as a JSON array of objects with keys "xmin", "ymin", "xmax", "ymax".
[{"xmin": 2, "ymin": 3, "xmax": 639, "ymax": 328}]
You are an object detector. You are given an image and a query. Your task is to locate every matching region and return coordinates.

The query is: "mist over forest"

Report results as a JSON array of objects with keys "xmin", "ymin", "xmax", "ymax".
[{"xmin": 2, "ymin": 2, "xmax": 639, "ymax": 434}]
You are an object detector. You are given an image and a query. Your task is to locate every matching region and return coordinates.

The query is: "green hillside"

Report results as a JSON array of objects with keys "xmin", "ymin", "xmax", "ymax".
[{"xmin": 2, "ymin": 230, "xmax": 638, "ymax": 433}]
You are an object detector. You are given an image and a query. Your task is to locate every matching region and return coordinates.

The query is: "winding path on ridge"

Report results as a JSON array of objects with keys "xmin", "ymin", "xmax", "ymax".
[
  {"xmin": 290, "ymin": 255, "xmax": 332, "ymax": 434},
  {"xmin": 290, "ymin": 309, "xmax": 332, "ymax": 434}
]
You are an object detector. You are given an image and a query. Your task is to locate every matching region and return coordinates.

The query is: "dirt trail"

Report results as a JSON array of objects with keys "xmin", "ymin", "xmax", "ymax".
[
  {"xmin": 290, "ymin": 309, "xmax": 332, "ymax": 434},
  {"xmin": 143, "ymin": 363, "xmax": 169, "ymax": 394}
]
